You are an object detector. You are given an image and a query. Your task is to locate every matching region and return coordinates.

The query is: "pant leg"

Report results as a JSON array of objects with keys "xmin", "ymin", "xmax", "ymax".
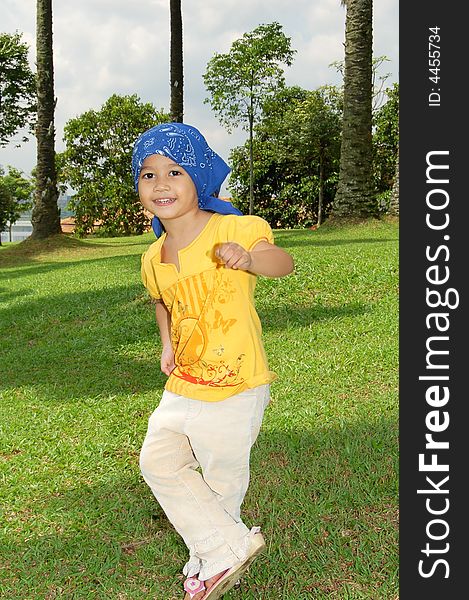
[
  {"xmin": 184, "ymin": 384, "xmax": 270, "ymax": 580},
  {"xmin": 139, "ymin": 386, "xmax": 269, "ymax": 581},
  {"xmin": 139, "ymin": 390, "xmax": 251, "ymax": 579},
  {"xmin": 188, "ymin": 384, "xmax": 270, "ymax": 521},
  {"xmin": 139, "ymin": 391, "xmax": 202, "ymax": 540}
]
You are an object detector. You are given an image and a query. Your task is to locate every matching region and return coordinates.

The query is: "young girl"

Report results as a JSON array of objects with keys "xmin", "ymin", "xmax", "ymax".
[{"xmin": 132, "ymin": 123, "xmax": 294, "ymax": 599}]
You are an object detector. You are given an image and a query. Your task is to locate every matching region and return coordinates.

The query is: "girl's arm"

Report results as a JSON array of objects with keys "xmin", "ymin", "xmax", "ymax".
[
  {"xmin": 215, "ymin": 240, "xmax": 294, "ymax": 278},
  {"xmin": 155, "ymin": 301, "xmax": 176, "ymax": 375}
]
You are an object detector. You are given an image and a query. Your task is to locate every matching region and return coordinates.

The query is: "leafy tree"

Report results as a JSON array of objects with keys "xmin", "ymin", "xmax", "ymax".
[
  {"xmin": 0, "ymin": 166, "xmax": 33, "ymax": 244},
  {"xmin": 61, "ymin": 94, "xmax": 169, "ymax": 236},
  {"xmin": 256, "ymin": 85, "xmax": 310, "ymax": 147},
  {"xmin": 332, "ymin": 0, "xmax": 376, "ymax": 218},
  {"xmin": 229, "ymin": 86, "xmax": 342, "ymax": 227},
  {"xmin": 170, "ymin": 0, "xmax": 183, "ymax": 122},
  {"xmin": 0, "ymin": 32, "xmax": 36, "ymax": 147},
  {"xmin": 31, "ymin": 0, "xmax": 62, "ymax": 239},
  {"xmin": 204, "ymin": 22, "xmax": 295, "ymax": 214},
  {"xmin": 388, "ymin": 143, "xmax": 399, "ymax": 216},
  {"xmin": 373, "ymin": 82, "xmax": 398, "ymax": 195},
  {"xmin": 284, "ymin": 86, "xmax": 342, "ymax": 225},
  {"xmin": 228, "ymin": 87, "xmax": 310, "ymax": 226}
]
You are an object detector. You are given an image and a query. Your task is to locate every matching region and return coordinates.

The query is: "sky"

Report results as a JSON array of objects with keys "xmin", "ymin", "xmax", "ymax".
[{"xmin": 1, "ymin": 0, "xmax": 398, "ymax": 195}]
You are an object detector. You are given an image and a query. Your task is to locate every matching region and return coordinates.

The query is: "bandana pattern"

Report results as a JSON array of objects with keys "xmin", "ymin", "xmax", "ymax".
[{"xmin": 132, "ymin": 123, "xmax": 242, "ymax": 237}]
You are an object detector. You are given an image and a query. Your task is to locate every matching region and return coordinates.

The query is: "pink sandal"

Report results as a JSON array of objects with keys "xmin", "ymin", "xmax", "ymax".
[{"xmin": 183, "ymin": 576, "xmax": 206, "ymax": 599}]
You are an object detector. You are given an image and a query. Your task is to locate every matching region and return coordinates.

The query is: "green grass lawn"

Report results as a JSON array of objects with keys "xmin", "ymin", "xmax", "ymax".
[{"xmin": 0, "ymin": 219, "xmax": 398, "ymax": 599}]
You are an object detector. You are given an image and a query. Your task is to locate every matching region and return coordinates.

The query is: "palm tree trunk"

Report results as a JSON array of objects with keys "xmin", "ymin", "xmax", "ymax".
[
  {"xmin": 332, "ymin": 0, "xmax": 376, "ymax": 217},
  {"xmin": 31, "ymin": 0, "xmax": 61, "ymax": 239},
  {"xmin": 170, "ymin": 0, "xmax": 184, "ymax": 123}
]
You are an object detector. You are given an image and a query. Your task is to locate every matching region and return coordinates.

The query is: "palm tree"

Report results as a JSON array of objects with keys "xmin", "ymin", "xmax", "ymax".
[
  {"xmin": 31, "ymin": 0, "xmax": 61, "ymax": 239},
  {"xmin": 332, "ymin": 0, "xmax": 376, "ymax": 217},
  {"xmin": 169, "ymin": 0, "xmax": 183, "ymax": 122}
]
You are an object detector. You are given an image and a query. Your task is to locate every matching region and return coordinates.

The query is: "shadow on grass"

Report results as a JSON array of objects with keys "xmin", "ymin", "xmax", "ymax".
[
  {"xmin": 1, "ymin": 251, "xmax": 142, "ymax": 281},
  {"xmin": 276, "ymin": 235, "xmax": 397, "ymax": 249},
  {"xmin": 258, "ymin": 301, "xmax": 370, "ymax": 330},
  {"xmin": 0, "ymin": 282, "xmax": 166, "ymax": 400},
  {"xmin": 1, "ymin": 418, "xmax": 398, "ymax": 599},
  {"xmin": 0, "ymin": 287, "xmax": 21, "ymax": 303},
  {"xmin": 1, "ymin": 260, "xmax": 93, "ymax": 280},
  {"xmin": 1, "ymin": 277, "xmax": 369, "ymax": 401}
]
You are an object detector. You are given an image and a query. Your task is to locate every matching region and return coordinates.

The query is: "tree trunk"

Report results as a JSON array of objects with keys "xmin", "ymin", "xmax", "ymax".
[
  {"xmin": 332, "ymin": 0, "xmax": 376, "ymax": 217},
  {"xmin": 31, "ymin": 0, "xmax": 61, "ymax": 239},
  {"xmin": 170, "ymin": 0, "xmax": 184, "ymax": 123}
]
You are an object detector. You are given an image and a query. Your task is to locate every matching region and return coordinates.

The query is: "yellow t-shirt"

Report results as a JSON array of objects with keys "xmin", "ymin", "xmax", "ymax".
[{"xmin": 141, "ymin": 213, "xmax": 277, "ymax": 401}]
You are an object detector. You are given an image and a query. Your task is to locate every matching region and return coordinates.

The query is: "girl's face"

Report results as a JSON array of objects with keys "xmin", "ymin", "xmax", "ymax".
[{"xmin": 138, "ymin": 153, "xmax": 199, "ymax": 221}]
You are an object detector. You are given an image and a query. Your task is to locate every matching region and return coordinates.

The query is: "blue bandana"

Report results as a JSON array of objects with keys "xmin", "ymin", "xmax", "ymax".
[{"xmin": 132, "ymin": 122, "xmax": 242, "ymax": 237}]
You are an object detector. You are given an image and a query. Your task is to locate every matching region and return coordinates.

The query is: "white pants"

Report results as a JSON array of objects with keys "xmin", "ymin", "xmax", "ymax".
[{"xmin": 139, "ymin": 384, "xmax": 270, "ymax": 581}]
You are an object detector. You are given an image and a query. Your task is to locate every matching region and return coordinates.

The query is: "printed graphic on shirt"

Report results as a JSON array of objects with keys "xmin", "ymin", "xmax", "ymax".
[
  {"xmin": 213, "ymin": 310, "xmax": 236, "ymax": 335},
  {"xmin": 161, "ymin": 267, "xmax": 245, "ymax": 388}
]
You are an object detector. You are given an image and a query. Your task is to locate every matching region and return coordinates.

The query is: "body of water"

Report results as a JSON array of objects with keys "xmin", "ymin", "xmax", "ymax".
[{"xmin": 1, "ymin": 220, "xmax": 33, "ymax": 243}]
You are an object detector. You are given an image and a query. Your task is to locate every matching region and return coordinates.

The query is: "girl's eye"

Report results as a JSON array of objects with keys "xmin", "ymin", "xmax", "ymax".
[
  {"xmin": 169, "ymin": 170, "xmax": 181, "ymax": 176},
  {"xmin": 142, "ymin": 172, "xmax": 154, "ymax": 179}
]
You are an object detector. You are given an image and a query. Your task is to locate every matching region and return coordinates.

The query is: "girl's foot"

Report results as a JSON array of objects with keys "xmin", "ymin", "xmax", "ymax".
[
  {"xmin": 204, "ymin": 571, "xmax": 227, "ymax": 596},
  {"xmin": 200, "ymin": 532, "xmax": 266, "ymax": 599},
  {"xmin": 183, "ymin": 571, "xmax": 226, "ymax": 600},
  {"xmin": 184, "ymin": 531, "xmax": 265, "ymax": 599}
]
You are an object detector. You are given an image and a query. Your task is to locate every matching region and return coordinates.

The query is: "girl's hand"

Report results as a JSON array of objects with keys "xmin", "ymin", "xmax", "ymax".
[
  {"xmin": 161, "ymin": 345, "xmax": 176, "ymax": 376},
  {"xmin": 215, "ymin": 242, "xmax": 252, "ymax": 271}
]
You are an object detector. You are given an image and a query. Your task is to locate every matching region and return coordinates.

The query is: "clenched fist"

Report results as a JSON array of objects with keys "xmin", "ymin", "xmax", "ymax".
[{"xmin": 215, "ymin": 242, "xmax": 252, "ymax": 270}]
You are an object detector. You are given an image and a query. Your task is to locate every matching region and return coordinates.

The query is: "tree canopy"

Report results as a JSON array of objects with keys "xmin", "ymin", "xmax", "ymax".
[
  {"xmin": 229, "ymin": 85, "xmax": 342, "ymax": 228},
  {"xmin": 61, "ymin": 94, "xmax": 169, "ymax": 236},
  {"xmin": 0, "ymin": 31, "xmax": 36, "ymax": 147},
  {"xmin": 204, "ymin": 22, "xmax": 295, "ymax": 132},
  {"xmin": 204, "ymin": 21, "xmax": 295, "ymax": 214},
  {"xmin": 373, "ymin": 82, "xmax": 399, "ymax": 195}
]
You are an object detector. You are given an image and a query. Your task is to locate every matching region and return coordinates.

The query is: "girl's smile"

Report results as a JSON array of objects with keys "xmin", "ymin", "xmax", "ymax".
[{"xmin": 154, "ymin": 197, "xmax": 176, "ymax": 207}]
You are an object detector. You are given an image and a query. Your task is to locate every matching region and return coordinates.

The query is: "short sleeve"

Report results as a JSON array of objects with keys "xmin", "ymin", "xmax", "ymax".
[
  {"xmin": 141, "ymin": 252, "xmax": 161, "ymax": 300},
  {"xmin": 223, "ymin": 215, "xmax": 274, "ymax": 250}
]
